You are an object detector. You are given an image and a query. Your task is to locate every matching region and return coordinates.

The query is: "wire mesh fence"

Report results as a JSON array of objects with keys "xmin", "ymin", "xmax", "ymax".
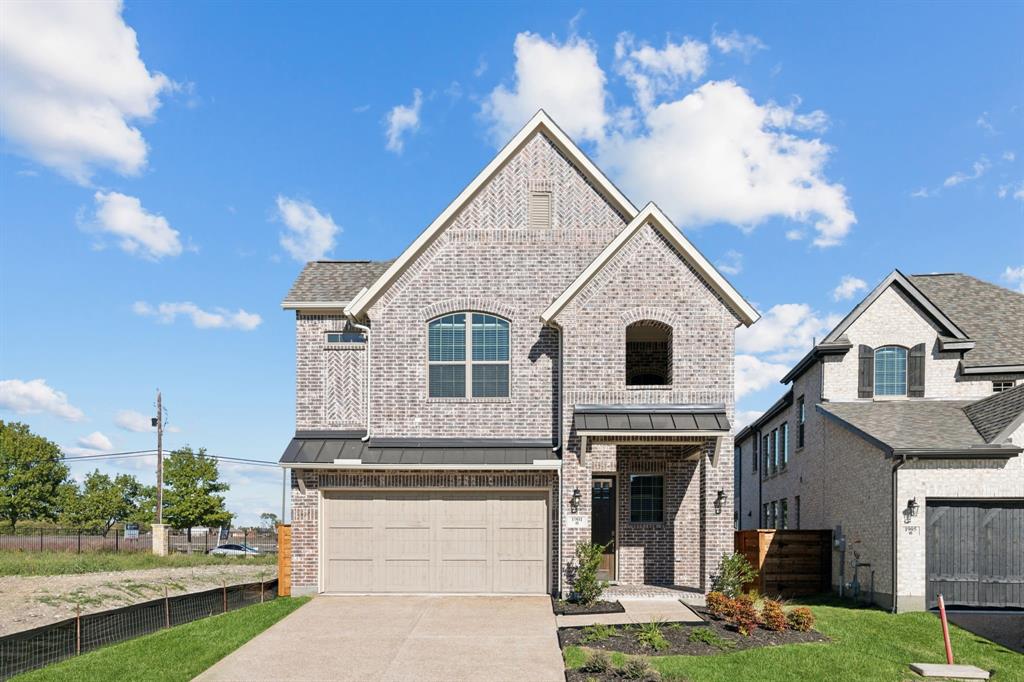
[
  {"xmin": 0, "ymin": 529, "xmax": 153, "ymax": 553},
  {"xmin": 168, "ymin": 529, "xmax": 277, "ymax": 555},
  {"xmin": 0, "ymin": 579, "xmax": 278, "ymax": 680}
]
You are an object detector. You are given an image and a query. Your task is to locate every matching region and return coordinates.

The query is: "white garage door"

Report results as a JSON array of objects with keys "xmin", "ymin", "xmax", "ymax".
[{"xmin": 321, "ymin": 490, "xmax": 548, "ymax": 594}]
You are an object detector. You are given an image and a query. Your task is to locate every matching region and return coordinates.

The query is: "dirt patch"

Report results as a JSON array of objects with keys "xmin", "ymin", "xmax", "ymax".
[
  {"xmin": 553, "ymin": 598, "xmax": 625, "ymax": 615},
  {"xmin": 0, "ymin": 563, "xmax": 276, "ymax": 636}
]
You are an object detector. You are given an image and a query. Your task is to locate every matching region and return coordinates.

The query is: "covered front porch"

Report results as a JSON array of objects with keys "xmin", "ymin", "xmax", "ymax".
[{"xmin": 564, "ymin": 404, "xmax": 732, "ymax": 596}]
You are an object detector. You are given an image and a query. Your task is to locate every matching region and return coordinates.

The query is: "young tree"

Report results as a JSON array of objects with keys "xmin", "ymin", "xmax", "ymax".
[
  {"xmin": 0, "ymin": 421, "xmax": 69, "ymax": 530},
  {"xmin": 259, "ymin": 512, "xmax": 279, "ymax": 529},
  {"xmin": 163, "ymin": 446, "xmax": 232, "ymax": 541},
  {"xmin": 59, "ymin": 470, "xmax": 154, "ymax": 535}
]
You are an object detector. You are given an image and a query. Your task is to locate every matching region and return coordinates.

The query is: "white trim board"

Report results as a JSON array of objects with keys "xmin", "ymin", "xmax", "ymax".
[
  {"xmin": 345, "ymin": 111, "xmax": 638, "ymax": 319},
  {"xmin": 540, "ymin": 203, "xmax": 759, "ymax": 327}
]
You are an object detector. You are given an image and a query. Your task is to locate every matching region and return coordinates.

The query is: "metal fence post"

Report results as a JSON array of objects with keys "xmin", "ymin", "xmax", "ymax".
[
  {"xmin": 164, "ymin": 586, "xmax": 170, "ymax": 628},
  {"xmin": 115, "ymin": 530, "xmax": 119, "ymax": 553},
  {"xmin": 77, "ymin": 531, "xmax": 81, "ymax": 554},
  {"xmin": 222, "ymin": 580, "xmax": 227, "ymax": 613},
  {"xmin": 40, "ymin": 529, "xmax": 44, "ymax": 551},
  {"xmin": 75, "ymin": 604, "xmax": 81, "ymax": 656}
]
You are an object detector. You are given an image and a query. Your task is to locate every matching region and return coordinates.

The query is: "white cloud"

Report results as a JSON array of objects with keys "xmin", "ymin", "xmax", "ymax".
[
  {"xmin": 1003, "ymin": 151, "xmax": 1016, "ymax": 162},
  {"xmin": 735, "ymin": 354, "xmax": 789, "ymax": 399},
  {"xmin": 734, "ymin": 408, "xmax": 766, "ymax": 431},
  {"xmin": 385, "ymin": 88, "xmax": 423, "ymax": 153},
  {"xmin": 0, "ymin": 0, "xmax": 172, "ymax": 183},
  {"xmin": 482, "ymin": 32, "xmax": 609, "ymax": 144},
  {"xmin": 976, "ymin": 112, "xmax": 996, "ymax": 135},
  {"xmin": 1002, "ymin": 265, "xmax": 1024, "ymax": 293},
  {"xmin": 133, "ymin": 301, "xmax": 262, "ymax": 331},
  {"xmin": 0, "ymin": 378, "xmax": 85, "ymax": 421},
  {"xmin": 275, "ymin": 196, "xmax": 339, "ymax": 261},
  {"xmin": 943, "ymin": 157, "xmax": 990, "ymax": 187},
  {"xmin": 77, "ymin": 431, "xmax": 113, "ymax": 451},
  {"xmin": 997, "ymin": 181, "xmax": 1024, "ymax": 201},
  {"xmin": 716, "ymin": 249, "xmax": 743, "ymax": 275},
  {"xmin": 600, "ymin": 81, "xmax": 855, "ymax": 246},
  {"xmin": 114, "ymin": 409, "xmax": 154, "ymax": 432},
  {"xmin": 85, "ymin": 191, "xmax": 183, "ymax": 259},
  {"xmin": 736, "ymin": 303, "xmax": 841, "ymax": 363},
  {"xmin": 910, "ymin": 187, "xmax": 933, "ymax": 199},
  {"xmin": 785, "ymin": 229, "xmax": 805, "ymax": 241},
  {"xmin": 614, "ymin": 33, "xmax": 708, "ymax": 112},
  {"xmin": 831, "ymin": 275, "xmax": 868, "ymax": 301},
  {"xmin": 711, "ymin": 28, "xmax": 767, "ymax": 61},
  {"xmin": 474, "ymin": 56, "xmax": 488, "ymax": 78}
]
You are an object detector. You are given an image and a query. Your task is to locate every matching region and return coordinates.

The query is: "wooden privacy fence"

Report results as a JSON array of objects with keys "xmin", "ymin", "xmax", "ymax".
[
  {"xmin": 277, "ymin": 524, "xmax": 291, "ymax": 597},
  {"xmin": 735, "ymin": 529, "xmax": 832, "ymax": 597}
]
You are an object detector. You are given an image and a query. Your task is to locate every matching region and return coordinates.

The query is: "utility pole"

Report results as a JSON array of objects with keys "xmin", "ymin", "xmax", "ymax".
[{"xmin": 155, "ymin": 390, "xmax": 163, "ymax": 525}]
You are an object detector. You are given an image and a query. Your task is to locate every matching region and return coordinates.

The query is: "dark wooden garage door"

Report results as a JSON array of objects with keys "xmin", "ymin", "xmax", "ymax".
[{"xmin": 926, "ymin": 500, "xmax": 1024, "ymax": 609}]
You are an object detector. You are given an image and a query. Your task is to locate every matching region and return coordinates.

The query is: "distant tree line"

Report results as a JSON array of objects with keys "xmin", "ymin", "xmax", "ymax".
[{"xmin": 0, "ymin": 420, "xmax": 234, "ymax": 535}]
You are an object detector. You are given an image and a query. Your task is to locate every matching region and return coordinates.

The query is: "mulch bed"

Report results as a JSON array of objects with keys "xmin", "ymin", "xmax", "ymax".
[
  {"xmin": 552, "ymin": 597, "xmax": 625, "ymax": 615},
  {"xmin": 559, "ymin": 607, "xmax": 828, "ymax": 658}
]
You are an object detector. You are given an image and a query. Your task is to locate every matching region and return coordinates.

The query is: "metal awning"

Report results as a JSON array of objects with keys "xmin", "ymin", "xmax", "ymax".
[
  {"xmin": 573, "ymin": 404, "xmax": 730, "ymax": 436},
  {"xmin": 279, "ymin": 432, "xmax": 559, "ymax": 469}
]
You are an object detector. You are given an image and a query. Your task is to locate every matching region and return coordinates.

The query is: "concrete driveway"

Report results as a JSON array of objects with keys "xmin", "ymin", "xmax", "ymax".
[{"xmin": 194, "ymin": 595, "xmax": 564, "ymax": 682}]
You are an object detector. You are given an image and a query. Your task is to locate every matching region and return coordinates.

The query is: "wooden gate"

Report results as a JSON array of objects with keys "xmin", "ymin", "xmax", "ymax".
[
  {"xmin": 926, "ymin": 500, "xmax": 1024, "ymax": 609},
  {"xmin": 277, "ymin": 523, "xmax": 291, "ymax": 597},
  {"xmin": 735, "ymin": 530, "xmax": 831, "ymax": 597}
]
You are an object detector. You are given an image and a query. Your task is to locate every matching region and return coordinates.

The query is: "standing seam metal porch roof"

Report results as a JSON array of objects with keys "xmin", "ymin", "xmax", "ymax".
[
  {"xmin": 279, "ymin": 432, "xmax": 556, "ymax": 466},
  {"xmin": 574, "ymin": 404, "xmax": 730, "ymax": 433}
]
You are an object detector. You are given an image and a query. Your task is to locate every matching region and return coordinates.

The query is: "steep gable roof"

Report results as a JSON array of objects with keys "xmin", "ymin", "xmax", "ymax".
[
  {"xmin": 539, "ymin": 203, "xmax": 759, "ymax": 327},
  {"xmin": 909, "ymin": 273, "xmax": 1024, "ymax": 370},
  {"xmin": 965, "ymin": 383, "xmax": 1024, "ymax": 443},
  {"xmin": 282, "ymin": 260, "xmax": 394, "ymax": 310},
  {"xmin": 344, "ymin": 111, "xmax": 638, "ymax": 319}
]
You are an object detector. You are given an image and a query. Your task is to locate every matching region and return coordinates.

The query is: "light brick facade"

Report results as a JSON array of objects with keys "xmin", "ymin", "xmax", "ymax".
[
  {"xmin": 736, "ymin": 274, "xmax": 1024, "ymax": 611},
  {"xmin": 285, "ymin": 129, "xmax": 746, "ymax": 596}
]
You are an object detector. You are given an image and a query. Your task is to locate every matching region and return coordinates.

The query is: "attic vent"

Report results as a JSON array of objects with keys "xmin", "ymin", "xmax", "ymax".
[{"xmin": 529, "ymin": 191, "xmax": 552, "ymax": 229}]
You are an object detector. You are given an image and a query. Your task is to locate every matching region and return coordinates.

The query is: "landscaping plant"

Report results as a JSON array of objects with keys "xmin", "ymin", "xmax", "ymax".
[
  {"xmin": 581, "ymin": 623, "xmax": 617, "ymax": 643},
  {"xmin": 620, "ymin": 656, "xmax": 660, "ymax": 681},
  {"xmin": 760, "ymin": 598, "xmax": 788, "ymax": 631},
  {"xmin": 635, "ymin": 620, "xmax": 670, "ymax": 652},
  {"xmin": 710, "ymin": 552, "xmax": 758, "ymax": 598},
  {"xmin": 580, "ymin": 650, "xmax": 612, "ymax": 674},
  {"xmin": 728, "ymin": 594, "xmax": 760, "ymax": 636},
  {"xmin": 787, "ymin": 606, "xmax": 816, "ymax": 632},
  {"xmin": 572, "ymin": 540, "xmax": 609, "ymax": 606},
  {"xmin": 705, "ymin": 591, "xmax": 733, "ymax": 618},
  {"xmin": 687, "ymin": 627, "xmax": 737, "ymax": 650}
]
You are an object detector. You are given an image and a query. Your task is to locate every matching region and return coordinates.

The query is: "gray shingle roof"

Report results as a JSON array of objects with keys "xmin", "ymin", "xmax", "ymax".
[
  {"xmin": 818, "ymin": 400, "xmax": 984, "ymax": 451},
  {"xmin": 283, "ymin": 260, "xmax": 394, "ymax": 306},
  {"xmin": 909, "ymin": 274, "xmax": 1024, "ymax": 369},
  {"xmin": 964, "ymin": 384, "xmax": 1024, "ymax": 443}
]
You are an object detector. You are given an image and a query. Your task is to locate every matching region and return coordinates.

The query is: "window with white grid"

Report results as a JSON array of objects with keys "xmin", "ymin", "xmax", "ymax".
[
  {"xmin": 874, "ymin": 346, "xmax": 908, "ymax": 396},
  {"xmin": 428, "ymin": 313, "xmax": 509, "ymax": 398}
]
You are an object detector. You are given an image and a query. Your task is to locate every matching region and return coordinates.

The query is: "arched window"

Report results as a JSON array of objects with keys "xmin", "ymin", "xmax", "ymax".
[
  {"xmin": 428, "ymin": 313, "xmax": 510, "ymax": 398},
  {"xmin": 625, "ymin": 321, "xmax": 672, "ymax": 386},
  {"xmin": 874, "ymin": 346, "xmax": 908, "ymax": 396}
]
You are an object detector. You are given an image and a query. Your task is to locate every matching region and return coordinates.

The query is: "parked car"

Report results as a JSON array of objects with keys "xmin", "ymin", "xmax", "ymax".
[{"xmin": 207, "ymin": 543, "xmax": 261, "ymax": 556}]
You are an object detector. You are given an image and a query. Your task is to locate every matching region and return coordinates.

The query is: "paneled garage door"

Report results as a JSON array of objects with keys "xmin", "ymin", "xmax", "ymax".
[
  {"xmin": 321, "ymin": 490, "xmax": 548, "ymax": 594},
  {"xmin": 926, "ymin": 500, "xmax": 1024, "ymax": 609}
]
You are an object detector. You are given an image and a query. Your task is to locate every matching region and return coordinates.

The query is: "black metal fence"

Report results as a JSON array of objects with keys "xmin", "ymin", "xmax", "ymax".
[
  {"xmin": 168, "ymin": 529, "xmax": 277, "ymax": 555},
  {"xmin": 0, "ymin": 579, "xmax": 279, "ymax": 680},
  {"xmin": 0, "ymin": 529, "xmax": 153, "ymax": 553}
]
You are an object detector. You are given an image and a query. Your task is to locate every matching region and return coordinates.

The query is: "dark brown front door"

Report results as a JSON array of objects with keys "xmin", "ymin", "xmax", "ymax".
[{"xmin": 591, "ymin": 477, "xmax": 616, "ymax": 581}]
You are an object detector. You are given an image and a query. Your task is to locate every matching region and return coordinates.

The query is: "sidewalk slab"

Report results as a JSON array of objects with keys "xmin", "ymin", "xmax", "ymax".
[
  {"xmin": 909, "ymin": 663, "xmax": 991, "ymax": 680},
  {"xmin": 556, "ymin": 599, "xmax": 703, "ymax": 628}
]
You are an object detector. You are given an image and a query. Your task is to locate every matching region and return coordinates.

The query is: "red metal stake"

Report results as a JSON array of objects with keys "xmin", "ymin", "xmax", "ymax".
[{"xmin": 938, "ymin": 593, "xmax": 954, "ymax": 664}]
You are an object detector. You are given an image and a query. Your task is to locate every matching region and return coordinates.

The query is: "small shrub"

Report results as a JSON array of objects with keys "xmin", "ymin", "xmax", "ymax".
[
  {"xmin": 787, "ymin": 606, "xmax": 816, "ymax": 632},
  {"xmin": 728, "ymin": 594, "xmax": 759, "ymax": 636},
  {"xmin": 572, "ymin": 541, "xmax": 610, "ymax": 606},
  {"xmin": 705, "ymin": 591, "xmax": 732, "ymax": 618},
  {"xmin": 635, "ymin": 620, "xmax": 669, "ymax": 651},
  {"xmin": 710, "ymin": 552, "xmax": 758, "ymax": 598},
  {"xmin": 581, "ymin": 623, "xmax": 617, "ymax": 643},
  {"xmin": 580, "ymin": 650, "xmax": 612, "ymax": 674},
  {"xmin": 760, "ymin": 598, "xmax": 788, "ymax": 631},
  {"xmin": 688, "ymin": 627, "xmax": 737, "ymax": 650},
  {"xmin": 620, "ymin": 656, "xmax": 660, "ymax": 681}
]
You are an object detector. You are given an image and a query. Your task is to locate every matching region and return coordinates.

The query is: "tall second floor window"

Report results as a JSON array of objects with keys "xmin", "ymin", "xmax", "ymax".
[
  {"xmin": 428, "ymin": 313, "xmax": 510, "ymax": 398},
  {"xmin": 874, "ymin": 346, "xmax": 908, "ymax": 396},
  {"xmin": 797, "ymin": 396, "xmax": 805, "ymax": 448},
  {"xmin": 625, "ymin": 321, "xmax": 672, "ymax": 385},
  {"xmin": 780, "ymin": 423, "xmax": 789, "ymax": 468}
]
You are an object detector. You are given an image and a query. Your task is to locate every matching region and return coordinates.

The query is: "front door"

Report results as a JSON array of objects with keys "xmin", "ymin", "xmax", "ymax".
[{"xmin": 591, "ymin": 477, "xmax": 616, "ymax": 581}]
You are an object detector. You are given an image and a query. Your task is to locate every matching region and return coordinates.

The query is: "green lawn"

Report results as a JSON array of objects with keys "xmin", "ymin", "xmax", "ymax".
[
  {"xmin": 564, "ymin": 600, "xmax": 1024, "ymax": 681},
  {"xmin": 0, "ymin": 551, "xmax": 276, "ymax": 576},
  {"xmin": 12, "ymin": 597, "xmax": 310, "ymax": 682}
]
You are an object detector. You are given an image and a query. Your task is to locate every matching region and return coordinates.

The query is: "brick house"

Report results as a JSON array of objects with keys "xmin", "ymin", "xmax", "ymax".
[
  {"xmin": 278, "ymin": 112, "xmax": 758, "ymax": 598},
  {"xmin": 735, "ymin": 270, "xmax": 1024, "ymax": 611}
]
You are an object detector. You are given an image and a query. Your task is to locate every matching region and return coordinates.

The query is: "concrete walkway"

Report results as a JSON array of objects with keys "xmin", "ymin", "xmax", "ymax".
[
  {"xmin": 195, "ymin": 595, "xmax": 564, "ymax": 682},
  {"xmin": 556, "ymin": 599, "xmax": 704, "ymax": 628}
]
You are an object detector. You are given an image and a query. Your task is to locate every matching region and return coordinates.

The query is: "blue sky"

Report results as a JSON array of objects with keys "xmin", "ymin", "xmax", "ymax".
[{"xmin": 1, "ymin": 1, "xmax": 1022, "ymax": 525}]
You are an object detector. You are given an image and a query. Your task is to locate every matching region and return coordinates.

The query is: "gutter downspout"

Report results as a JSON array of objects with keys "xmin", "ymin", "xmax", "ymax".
[
  {"xmin": 349, "ymin": 321, "xmax": 372, "ymax": 442},
  {"xmin": 891, "ymin": 454, "xmax": 908, "ymax": 613},
  {"xmin": 549, "ymin": 321, "xmax": 564, "ymax": 598}
]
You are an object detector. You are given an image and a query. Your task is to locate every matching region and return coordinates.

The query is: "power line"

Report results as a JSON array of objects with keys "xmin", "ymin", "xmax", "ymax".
[{"xmin": 60, "ymin": 451, "xmax": 279, "ymax": 467}]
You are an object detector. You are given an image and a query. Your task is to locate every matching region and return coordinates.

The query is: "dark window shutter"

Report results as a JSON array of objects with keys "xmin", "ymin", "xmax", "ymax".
[
  {"xmin": 858, "ymin": 345, "xmax": 874, "ymax": 398},
  {"xmin": 908, "ymin": 342, "xmax": 926, "ymax": 397}
]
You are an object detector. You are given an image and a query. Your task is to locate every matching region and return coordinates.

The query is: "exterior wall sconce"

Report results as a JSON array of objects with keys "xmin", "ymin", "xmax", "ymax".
[
  {"xmin": 903, "ymin": 497, "xmax": 919, "ymax": 523},
  {"xmin": 714, "ymin": 490, "xmax": 726, "ymax": 515},
  {"xmin": 570, "ymin": 488, "xmax": 581, "ymax": 513}
]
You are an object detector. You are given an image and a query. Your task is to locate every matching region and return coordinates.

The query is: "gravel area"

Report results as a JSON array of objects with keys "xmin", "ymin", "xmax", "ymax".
[{"xmin": 0, "ymin": 563, "xmax": 277, "ymax": 636}]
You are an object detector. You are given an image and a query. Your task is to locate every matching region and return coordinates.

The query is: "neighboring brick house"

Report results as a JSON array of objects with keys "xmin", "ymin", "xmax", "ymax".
[
  {"xmin": 735, "ymin": 270, "xmax": 1024, "ymax": 611},
  {"xmin": 277, "ymin": 112, "xmax": 758, "ymax": 598}
]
